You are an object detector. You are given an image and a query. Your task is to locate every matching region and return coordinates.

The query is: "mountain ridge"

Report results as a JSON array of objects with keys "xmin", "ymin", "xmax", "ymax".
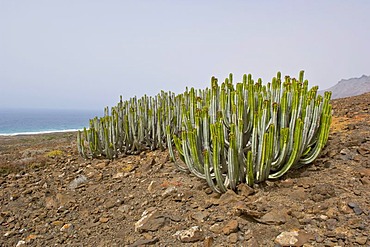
[{"xmin": 319, "ymin": 74, "xmax": 370, "ymax": 99}]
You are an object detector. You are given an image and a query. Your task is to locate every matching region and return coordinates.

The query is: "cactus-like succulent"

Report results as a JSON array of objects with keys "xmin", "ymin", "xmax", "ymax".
[
  {"xmin": 77, "ymin": 91, "xmax": 178, "ymax": 158},
  {"xmin": 167, "ymin": 71, "xmax": 331, "ymax": 192},
  {"xmin": 77, "ymin": 71, "xmax": 332, "ymax": 192}
]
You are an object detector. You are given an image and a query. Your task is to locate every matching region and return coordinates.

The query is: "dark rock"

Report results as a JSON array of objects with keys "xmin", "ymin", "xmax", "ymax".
[
  {"xmin": 324, "ymin": 161, "xmax": 332, "ymax": 168},
  {"xmin": 353, "ymin": 207, "xmax": 363, "ymax": 215},
  {"xmin": 348, "ymin": 202, "xmax": 363, "ymax": 215}
]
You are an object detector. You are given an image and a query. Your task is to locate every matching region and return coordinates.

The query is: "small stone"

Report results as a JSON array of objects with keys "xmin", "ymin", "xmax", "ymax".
[
  {"xmin": 290, "ymin": 187, "xmax": 307, "ymax": 201},
  {"xmin": 7, "ymin": 216, "xmax": 15, "ymax": 223},
  {"xmin": 326, "ymin": 207, "xmax": 338, "ymax": 218},
  {"xmin": 204, "ymin": 236, "xmax": 214, "ymax": 247},
  {"xmin": 95, "ymin": 162, "xmax": 107, "ymax": 169},
  {"xmin": 204, "ymin": 187, "xmax": 213, "ymax": 194},
  {"xmin": 134, "ymin": 209, "xmax": 167, "ymax": 232},
  {"xmin": 324, "ymin": 231, "xmax": 336, "ymax": 238},
  {"xmin": 360, "ymin": 177, "xmax": 370, "ymax": 185},
  {"xmin": 228, "ymin": 233, "xmax": 238, "ymax": 243},
  {"xmin": 324, "ymin": 161, "xmax": 332, "ymax": 168},
  {"xmin": 161, "ymin": 186, "xmax": 177, "ymax": 198},
  {"xmin": 25, "ymin": 234, "xmax": 38, "ymax": 242},
  {"xmin": 340, "ymin": 148, "xmax": 350, "ymax": 155},
  {"xmin": 16, "ymin": 240, "xmax": 26, "ymax": 247},
  {"xmin": 209, "ymin": 223, "xmax": 222, "ymax": 234},
  {"xmin": 315, "ymin": 236, "xmax": 324, "ymax": 243},
  {"xmin": 127, "ymin": 237, "xmax": 159, "ymax": 247},
  {"xmin": 275, "ymin": 231, "xmax": 299, "ymax": 246},
  {"xmin": 191, "ymin": 211, "xmax": 209, "ymax": 223},
  {"xmin": 311, "ymin": 184, "xmax": 336, "ymax": 202},
  {"xmin": 45, "ymin": 197, "xmax": 57, "ymax": 209},
  {"xmin": 4, "ymin": 231, "xmax": 15, "ymax": 237},
  {"xmin": 358, "ymin": 168, "xmax": 370, "ymax": 177},
  {"xmin": 348, "ymin": 202, "xmax": 363, "ymax": 215},
  {"xmin": 147, "ymin": 181, "xmax": 155, "ymax": 193},
  {"xmin": 69, "ymin": 175, "xmax": 88, "ymax": 189},
  {"xmin": 113, "ymin": 172, "xmax": 124, "ymax": 179},
  {"xmin": 118, "ymin": 205, "xmax": 130, "ymax": 214},
  {"xmin": 219, "ymin": 190, "xmax": 243, "ymax": 205},
  {"xmin": 246, "ymin": 237, "xmax": 259, "ymax": 247},
  {"xmin": 297, "ymin": 177, "xmax": 311, "ymax": 189},
  {"xmin": 60, "ymin": 223, "xmax": 73, "ymax": 232},
  {"xmin": 244, "ymin": 229, "xmax": 253, "ymax": 241},
  {"xmin": 51, "ymin": 221, "xmax": 64, "ymax": 226},
  {"xmin": 338, "ymin": 201, "xmax": 352, "ymax": 214},
  {"xmin": 99, "ymin": 217, "xmax": 109, "ymax": 223},
  {"xmin": 326, "ymin": 219, "xmax": 337, "ymax": 230},
  {"xmin": 280, "ymin": 179, "xmax": 294, "ymax": 187},
  {"xmin": 275, "ymin": 230, "xmax": 313, "ymax": 247},
  {"xmin": 355, "ymin": 236, "xmax": 368, "ymax": 245},
  {"xmin": 319, "ymin": 215, "xmax": 328, "ymax": 220},
  {"xmin": 354, "ymin": 207, "xmax": 363, "ymax": 215},
  {"xmin": 174, "ymin": 226, "xmax": 204, "ymax": 243},
  {"xmin": 222, "ymin": 220, "xmax": 239, "ymax": 235},
  {"xmin": 237, "ymin": 183, "xmax": 254, "ymax": 197},
  {"xmin": 259, "ymin": 209, "xmax": 289, "ymax": 225},
  {"xmin": 353, "ymin": 190, "xmax": 362, "ymax": 196}
]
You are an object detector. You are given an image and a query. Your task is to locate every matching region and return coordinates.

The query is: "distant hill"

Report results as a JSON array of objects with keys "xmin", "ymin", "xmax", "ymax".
[{"xmin": 319, "ymin": 75, "xmax": 370, "ymax": 99}]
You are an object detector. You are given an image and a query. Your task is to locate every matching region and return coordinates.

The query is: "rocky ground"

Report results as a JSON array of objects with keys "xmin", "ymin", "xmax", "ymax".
[{"xmin": 0, "ymin": 93, "xmax": 369, "ymax": 247}]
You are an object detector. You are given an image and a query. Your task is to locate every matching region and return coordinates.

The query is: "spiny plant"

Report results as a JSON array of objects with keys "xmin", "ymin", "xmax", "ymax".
[
  {"xmin": 77, "ymin": 71, "xmax": 332, "ymax": 192},
  {"xmin": 77, "ymin": 91, "xmax": 179, "ymax": 159},
  {"xmin": 167, "ymin": 71, "xmax": 332, "ymax": 193}
]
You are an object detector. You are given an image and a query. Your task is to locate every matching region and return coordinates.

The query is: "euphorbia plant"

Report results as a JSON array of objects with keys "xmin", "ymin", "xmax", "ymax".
[
  {"xmin": 77, "ymin": 71, "xmax": 332, "ymax": 193},
  {"xmin": 167, "ymin": 71, "xmax": 331, "ymax": 193}
]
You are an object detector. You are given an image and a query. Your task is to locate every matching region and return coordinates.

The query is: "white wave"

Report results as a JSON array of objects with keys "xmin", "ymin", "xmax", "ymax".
[{"xmin": 0, "ymin": 129, "xmax": 82, "ymax": 136}]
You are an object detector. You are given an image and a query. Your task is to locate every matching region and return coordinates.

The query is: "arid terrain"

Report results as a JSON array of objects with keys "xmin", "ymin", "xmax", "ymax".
[{"xmin": 0, "ymin": 93, "xmax": 369, "ymax": 246}]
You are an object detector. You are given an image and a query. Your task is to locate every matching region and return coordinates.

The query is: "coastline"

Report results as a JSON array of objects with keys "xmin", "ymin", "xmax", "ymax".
[
  {"xmin": 0, "ymin": 129, "xmax": 81, "ymax": 137},
  {"xmin": 0, "ymin": 108, "xmax": 100, "ymax": 137}
]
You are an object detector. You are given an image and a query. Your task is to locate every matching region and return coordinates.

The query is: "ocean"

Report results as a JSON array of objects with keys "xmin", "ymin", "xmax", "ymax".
[{"xmin": 0, "ymin": 109, "xmax": 101, "ymax": 136}]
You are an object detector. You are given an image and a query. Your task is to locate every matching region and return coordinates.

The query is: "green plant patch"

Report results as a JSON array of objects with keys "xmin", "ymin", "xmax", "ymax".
[{"xmin": 46, "ymin": 150, "xmax": 64, "ymax": 158}]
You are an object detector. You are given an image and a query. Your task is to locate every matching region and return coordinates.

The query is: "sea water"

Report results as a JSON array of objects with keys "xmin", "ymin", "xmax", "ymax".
[{"xmin": 0, "ymin": 108, "xmax": 101, "ymax": 136}]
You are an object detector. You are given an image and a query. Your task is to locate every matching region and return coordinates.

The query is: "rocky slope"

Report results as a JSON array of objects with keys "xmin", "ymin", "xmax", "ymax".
[
  {"xmin": 320, "ymin": 75, "xmax": 370, "ymax": 99},
  {"xmin": 0, "ymin": 93, "xmax": 369, "ymax": 246}
]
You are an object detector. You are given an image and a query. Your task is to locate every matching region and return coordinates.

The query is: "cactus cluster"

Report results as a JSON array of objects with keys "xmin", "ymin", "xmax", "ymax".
[
  {"xmin": 77, "ymin": 71, "xmax": 332, "ymax": 191},
  {"xmin": 77, "ymin": 91, "xmax": 178, "ymax": 159}
]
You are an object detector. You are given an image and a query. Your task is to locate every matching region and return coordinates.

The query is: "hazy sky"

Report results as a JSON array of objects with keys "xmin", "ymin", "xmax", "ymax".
[{"xmin": 1, "ymin": 0, "xmax": 369, "ymax": 110}]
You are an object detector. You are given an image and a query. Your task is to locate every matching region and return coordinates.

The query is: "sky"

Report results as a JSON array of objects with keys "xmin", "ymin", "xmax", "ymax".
[{"xmin": 0, "ymin": 0, "xmax": 369, "ymax": 110}]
